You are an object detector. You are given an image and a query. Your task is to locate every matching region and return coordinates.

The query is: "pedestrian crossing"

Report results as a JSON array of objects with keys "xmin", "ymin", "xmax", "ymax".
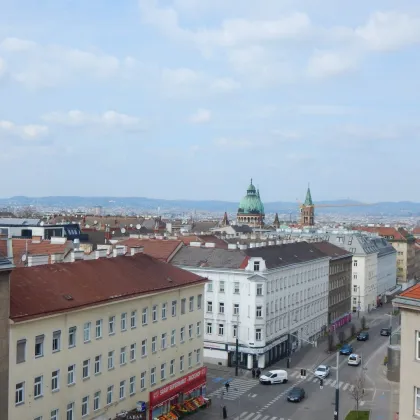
[
  {"xmin": 288, "ymin": 370, "xmax": 355, "ymax": 391},
  {"xmin": 232, "ymin": 412, "xmax": 292, "ymax": 420},
  {"xmin": 207, "ymin": 378, "xmax": 258, "ymax": 401}
]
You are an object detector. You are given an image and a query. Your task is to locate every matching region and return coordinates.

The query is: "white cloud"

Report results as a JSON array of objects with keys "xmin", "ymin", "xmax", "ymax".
[
  {"xmin": 42, "ymin": 110, "xmax": 146, "ymax": 130},
  {"xmin": 306, "ymin": 49, "xmax": 359, "ymax": 79},
  {"xmin": 0, "ymin": 37, "xmax": 37, "ymax": 52},
  {"xmin": 189, "ymin": 108, "xmax": 212, "ymax": 124},
  {"xmin": 271, "ymin": 129, "xmax": 301, "ymax": 139},
  {"xmin": 210, "ymin": 77, "xmax": 240, "ymax": 92},
  {"xmin": 297, "ymin": 105, "xmax": 352, "ymax": 115},
  {"xmin": 214, "ymin": 137, "xmax": 253, "ymax": 148},
  {"xmin": 0, "ymin": 57, "xmax": 6, "ymax": 78},
  {"xmin": 0, "ymin": 120, "xmax": 49, "ymax": 140}
]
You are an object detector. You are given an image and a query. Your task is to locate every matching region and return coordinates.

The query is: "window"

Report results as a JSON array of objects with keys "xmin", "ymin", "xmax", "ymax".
[
  {"xmin": 152, "ymin": 305, "xmax": 158, "ymax": 322},
  {"xmin": 82, "ymin": 359, "xmax": 90, "ymax": 379},
  {"xmin": 141, "ymin": 339, "xmax": 147, "ymax": 357},
  {"xmin": 196, "ymin": 349, "xmax": 201, "ymax": 364},
  {"xmin": 219, "ymin": 281, "xmax": 225, "ymax": 292},
  {"xmin": 121, "ymin": 313, "xmax": 127, "ymax": 331},
  {"xmin": 67, "ymin": 402, "xmax": 74, "ymax": 420},
  {"xmin": 256, "ymin": 329, "xmax": 262, "ymax": 341},
  {"xmin": 35, "ymin": 335, "xmax": 44, "ymax": 358},
  {"xmin": 353, "ymin": 285, "xmax": 358, "ymax": 293},
  {"xmin": 67, "ymin": 365, "xmax": 75, "ymax": 385},
  {"xmin": 131, "ymin": 310, "xmax": 137, "ymax": 328},
  {"xmin": 93, "ymin": 392, "xmax": 100, "ymax": 411},
  {"xmin": 206, "ymin": 323, "xmax": 212, "ymax": 334},
  {"xmin": 233, "ymin": 303, "xmax": 239, "ymax": 315},
  {"xmin": 161, "ymin": 363, "xmax": 166, "ymax": 380},
  {"xmin": 256, "ymin": 306, "xmax": 262, "ymax": 317},
  {"xmin": 161, "ymin": 333, "xmax": 167, "ymax": 349},
  {"xmin": 218, "ymin": 324, "xmax": 224, "ymax": 335},
  {"xmin": 219, "ymin": 302, "xmax": 225, "ymax": 313},
  {"xmin": 180, "ymin": 327, "xmax": 185, "ymax": 342},
  {"xmin": 15, "ymin": 382, "xmax": 24, "ymax": 405},
  {"xmin": 34, "ymin": 375, "xmax": 43, "ymax": 398},
  {"xmin": 189, "ymin": 296, "xmax": 194, "ymax": 311},
  {"xmin": 51, "ymin": 370, "xmax": 59, "ymax": 392},
  {"xmin": 180, "ymin": 355, "xmax": 184, "ymax": 371},
  {"xmin": 94, "ymin": 355, "xmax": 101, "ymax": 374},
  {"xmin": 189, "ymin": 324, "xmax": 193, "ymax": 338},
  {"xmin": 188, "ymin": 352, "xmax": 192, "ymax": 367},
  {"xmin": 162, "ymin": 303, "xmax": 167, "ymax": 319},
  {"xmin": 68, "ymin": 327, "xmax": 76, "ymax": 348},
  {"xmin": 51, "ymin": 409, "xmax": 59, "ymax": 420},
  {"xmin": 52, "ymin": 330, "xmax": 61, "ymax": 352},
  {"xmin": 354, "ymin": 260, "xmax": 358, "ymax": 267},
  {"xmin": 120, "ymin": 347, "xmax": 126, "ymax": 365},
  {"xmin": 130, "ymin": 343, "xmax": 136, "ymax": 361},
  {"xmin": 207, "ymin": 301, "xmax": 213, "ymax": 312},
  {"xmin": 83, "ymin": 322, "xmax": 91, "ymax": 343},
  {"xmin": 127, "ymin": 376, "xmax": 135, "ymax": 396},
  {"xmin": 142, "ymin": 308, "xmax": 148, "ymax": 325},
  {"xmin": 256, "ymin": 284, "xmax": 263, "ymax": 296},
  {"xmin": 172, "ymin": 300, "xmax": 177, "ymax": 316},
  {"xmin": 82, "ymin": 396, "xmax": 89, "ymax": 417},
  {"xmin": 152, "ymin": 336, "xmax": 157, "ymax": 353},
  {"xmin": 16, "ymin": 339, "xmax": 26, "ymax": 363},
  {"xmin": 108, "ymin": 316, "xmax": 115, "ymax": 335},
  {"xmin": 151, "ymin": 367, "xmax": 156, "ymax": 385},
  {"xmin": 234, "ymin": 282, "xmax": 240, "ymax": 294},
  {"xmin": 106, "ymin": 386, "xmax": 113, "ymax": 405},
  {"xmin": 170, "ymin": 359, "xmax": 175, "ymax": 375},
  {"xmin": 95, "ymin": 320, "xmax": 102, "ymax": 339},
  {"xmin": 119, "ymin": 380, "xmax": 126, "ymax": 399},
  {"xmin": 416, "ymin": 331, "xmax": 420, "ymax": 360},
  {"xmin": 141, "ymin": 371, "xmax": 146, "ymax": 389},
  {"xmin": 171, "ymin": 329, "xmax": 176, "ymax": 346},
  {"xmin": 207, "ymin": 282, "xmax": 213, "ymax": 292},
  {"xmin": 181, "ymin": 298, "xmax": 186, "ymax": 314},
  {"xmin": 415, "ymin": 387, "xmax": 420, "ymax": 415},
  {"xmin": 353, "ymin": 273, "xmax": 358, "ymax": 280},
  {"xmin": 197, "ymin": 294, "xmax": 202, "ymax": 309},
  {"xmin": 254, "ymin": 261, "xmax": 260, "ymax": 271},
  {"xmin": 196, "ymin": 321, "xmax": 201, "ymax": 336},
  {"xmin": 108, "ymin": 351, "xmax": 114, "ymax": 370}
]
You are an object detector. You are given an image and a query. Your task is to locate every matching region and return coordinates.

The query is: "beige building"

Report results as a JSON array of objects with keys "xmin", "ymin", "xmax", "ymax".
[
  {"xmin": 393, "ymin": 284, "xmax": 420, "ymax": 419},
  {"xmin": 8, "ymin": 251, "xmax": 206, "ymax": 420}
]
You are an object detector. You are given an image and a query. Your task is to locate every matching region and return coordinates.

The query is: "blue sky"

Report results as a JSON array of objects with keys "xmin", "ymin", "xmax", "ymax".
[{"xmin": 1, "ymin": 0, "xmax": 420, "ymax": 203}]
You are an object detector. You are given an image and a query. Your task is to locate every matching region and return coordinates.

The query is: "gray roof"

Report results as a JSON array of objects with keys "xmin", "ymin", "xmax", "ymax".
[
  {"xmin": 0, "ymin": 255, "xmax": 14, "ymax": 270},
  {"xmin": 0, "ymin": 218, "xmax": 41, "ymax": 226}
]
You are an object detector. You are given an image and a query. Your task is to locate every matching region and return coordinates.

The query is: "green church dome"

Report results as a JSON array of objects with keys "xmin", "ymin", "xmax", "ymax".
[{"xmin": 238, "ymin": 179, "xmax": 265, "ymax": 215}]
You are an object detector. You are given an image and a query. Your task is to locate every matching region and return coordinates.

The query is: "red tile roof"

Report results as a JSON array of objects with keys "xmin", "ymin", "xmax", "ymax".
[
  {"xmin": 117, "ymin": 239, "xmax": 182, "ymax": 262},
  {"xmin": 353, "ymin": 226, "xmax": 406, "ymax": 240},
  {"xmin": 400, "ymin": 283, "xmax": 420, "ymax": 300},
  {"xmin": 10, "ymin": 253, "xmax": 206, "ymax": 322}
]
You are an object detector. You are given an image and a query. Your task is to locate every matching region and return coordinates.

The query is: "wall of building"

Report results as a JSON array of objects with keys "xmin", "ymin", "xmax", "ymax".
[
  {"xmin": 328, "ymin": 257, "xmax": 352, "ymax": 323},
  {"xmin": 377, "ymin": 252, "xmax": 397, "ymax": 297},
  {"xmin": 8, "ymin": 284, "xmax": 204, "ymax": 420},
  {"xmin": 0, "ymin": 270, "xmax": 11, "ymax": 420},
  {"xmin": 351, "ymin": 253, "xmax": 378, "ymax": 312}
]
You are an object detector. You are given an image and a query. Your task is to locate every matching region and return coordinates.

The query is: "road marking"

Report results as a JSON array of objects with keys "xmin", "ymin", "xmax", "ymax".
[
  {"xmin": 243, "ymin": 413, "xmax": 255, "ymax": 420},
  {"xmin": 253, "ymin": 414, "xmax": 262, "ymax": 420},
  {"xmin": 324, "ymin": 379, "xmax": 332, "ymax": 385},
  {"xmin": 338, "ymin": 382, "xmax": 344, "ymax": 389},
  {"xmin": 290, "ymin": 371, "xmax": 299, "ymax": 378},
  {"xmin": 251, "ymin": 394, "xmax": 257, "ymax": 398},
  {"xmin": 261, "ymin": 415, "xmax": 270, "ymax": 420},
  {"xmin": 342, "ymin": 383, "xmax": 349, "ymax": 391},
  {"xmin": 330, "ymin": 380, "xmax": 336, "ymax": 387},
  {"xmin": 349, "ymin": 385, "xmax": 354, "ymax": 392}
]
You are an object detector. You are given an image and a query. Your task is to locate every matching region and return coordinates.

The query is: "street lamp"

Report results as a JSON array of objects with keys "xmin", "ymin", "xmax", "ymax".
[{"xmin": 357, "ymin": 286, "xmax": 361, "ymax": 319}]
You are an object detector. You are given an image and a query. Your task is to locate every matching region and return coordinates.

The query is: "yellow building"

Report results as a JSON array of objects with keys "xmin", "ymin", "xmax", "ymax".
[{"xmin": 8, "ymin": 250, "xmax": 207, "ymax": 420}]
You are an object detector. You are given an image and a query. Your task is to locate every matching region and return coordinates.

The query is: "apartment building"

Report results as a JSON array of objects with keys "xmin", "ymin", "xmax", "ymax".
[
  {"xmin": 170, "ymin": 241, "xmax": 330, "ymax": 369},
  {"xmin": 393, "ymin": 284, "xmax": 420, "ymax": 419},
  {"xmin": 8, "ymin": 252, "xmax": 206, "ymax": 420}
]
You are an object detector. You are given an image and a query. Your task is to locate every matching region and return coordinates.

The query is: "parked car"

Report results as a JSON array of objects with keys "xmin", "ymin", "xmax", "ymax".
[
  {"xmin": 259, "ymin": 370, "xmax": 288, "ymax": 385},
  {"xmin": 314, "ymin": 365, "xmax": 330, "ymax": 379},
  {"xmin": 348, "ymin": 354, "xmax": 362, "ymax": 366},
  {"xmin": 340, "ymin": 344, "xmax": 353, "ymax": 355},
  {"xmin": 287, "ymin": 387, "xmax": 305, "ymax": 402},
  {"xmin": 357, "ymin": 331, "xmax": 369, "ymax": 341},
  {"xmin": 380, "ymin": 327, "xmax": 391, "ymax": 336}
]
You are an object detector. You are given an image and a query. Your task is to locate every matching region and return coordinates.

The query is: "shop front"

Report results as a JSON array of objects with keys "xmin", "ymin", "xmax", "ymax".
[
  {"xmin": 329, "ymin": 313, "xmax": 352, "ymax": 333},
  {"xmin": 149, "ymin": 367, "xmax": 209, "ymax": 420}
]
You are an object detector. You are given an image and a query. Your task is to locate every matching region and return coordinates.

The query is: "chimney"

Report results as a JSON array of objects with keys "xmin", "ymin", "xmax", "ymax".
[
  {"xmin": 249, "ymin": 242, "xmax": 256, "ymax": 248},
  {"xmin": 95, "ymin": 249, "xmax": 107, "ymax": 259},
  {"xmin": 268, "ymin": 241, "xmax": 275, "ymax": 246},
  {"xmin": 204, "ymin": 243, "xmax": 215, "ymax": 248},
  {"xmin": 51, "ymin": 253, "xmax": 64, "ymax": 264},
  {"xmin": 228, "ymin": 244, "xmax": 237, "ymax": 250},
  {"xmin": 112, "ymin": 246, "xmax": 126, "ymax": 257},
  {"xmin": 74, "ymin": 250, "xmax": 84, "ymax": 261},
  {"xmin": 189, "ymin": 242, "xmax": 202, "ymax": 247},
  {"xmin": 73, "ymin": 238, "xmax": 80, "ymax": 249},
  {"xmin": 6, "ymin": 238, "xmax": 13, "ymax": 259},
  {"xmin": 32, "ymin": 236, "xmax": 42, "ymax": 244},
  {"xmin": 130, "ymin": 246, "xmax": 144, "ymax": 256},
  {"xmin": 238, "ymin": 244, "xmax": 248, "ymax": 250},
  {"xmin": 27, "ymin": 254, "xmax": 49, "ymax": 267}
]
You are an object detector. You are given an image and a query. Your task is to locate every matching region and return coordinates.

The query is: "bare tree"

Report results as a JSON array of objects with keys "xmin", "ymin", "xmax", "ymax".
[
  {"xmin": 349, "ymin": 372, "xmax": 365, "ymax": 417},
  {"xmin": 351, "ymin": 323, "xmax": 356, "ymax": 337},
  {"xmin": 338, "ymin": 330, "xmax": 345, "ymax": 344},
  {"xmin": 361, "ymin": 316, "xmax": 367, "ymax": 330},
  {"xmin": 328, "ymin": 332, "xmax": 334, "ymax": 352}
]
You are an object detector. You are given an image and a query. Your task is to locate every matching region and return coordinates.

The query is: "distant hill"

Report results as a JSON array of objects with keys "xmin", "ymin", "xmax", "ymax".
[{"xmin": 0, "ymin": 196, "xmax": 420, "ymax": 216}]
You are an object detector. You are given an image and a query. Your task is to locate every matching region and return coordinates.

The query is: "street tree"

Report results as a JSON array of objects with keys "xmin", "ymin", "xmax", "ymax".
[
  {"xmin": 351, "ymin": 324, "xmax": 356, "ymax": 337},
  {"xmin": 328, "ymin": 333, "xmax": 334, "ymax": 352},
  {"xmin": 361, "ymin": 316, "xmax": 367, "ymax": 330},
  {"xmin": 338, "ymin": 331, "xmax": 345, "ymax": 344},
  {"xmin": 349, "ymin": 372, "xmax": 365, "ymax": 417}
]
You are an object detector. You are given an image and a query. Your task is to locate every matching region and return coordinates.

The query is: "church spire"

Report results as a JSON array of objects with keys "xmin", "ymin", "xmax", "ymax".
[
  {"xmin": 273, "ymin": 212, "xmax": 280, "ymax": 228},
  {"xmin": 304, "ymin": 184, "xmax": 313, "ymax": 206},
  {"xmin": 221, "ymin": 211, "xmax": 229, "ymax": 227}
]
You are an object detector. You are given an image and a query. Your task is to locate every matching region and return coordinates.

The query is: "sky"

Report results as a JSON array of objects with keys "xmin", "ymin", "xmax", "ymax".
[{"xmin": 1, "ymin": 0, "xmax": 420, "ymax": 203}]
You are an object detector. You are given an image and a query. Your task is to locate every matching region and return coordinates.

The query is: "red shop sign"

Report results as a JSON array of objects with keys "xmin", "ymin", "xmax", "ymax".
[{"xmin": 149, "ymin": 366, "xmax": 207, "ymax": 406}]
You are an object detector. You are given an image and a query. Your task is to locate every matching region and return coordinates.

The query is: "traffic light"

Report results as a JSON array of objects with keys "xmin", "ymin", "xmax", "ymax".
[
  {"xmin": 300, "ymin": 369, "xmax": 306, "ymax": 378},
  {"xmin": 320, "ymin": 379, "xmax": 324, "ymax": 388}
]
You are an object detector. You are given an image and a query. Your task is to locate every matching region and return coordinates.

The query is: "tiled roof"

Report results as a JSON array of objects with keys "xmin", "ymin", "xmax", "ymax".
[
  {"xmin": 10, "ymin": 253, "xmax": 206, "ymax": 322},
  {"xmin": 311, "ymin": 241, "xmax": 353, "ymax": 259},
  {"xmin": 413, "ymin": 227, "xmax": 420, "ymax": 235},
  {"xmin": 353, "ymin": 226, "xmax": 406, "ymax": 241},
  {"xmin": 178, "ymin": 235, "xmax": 228, "ymax": 249},
  {"xmin": 117, "ymin": 238, "xmax": 183, "ymax": 261},
  {"xmin": 398, "ymin": 283, "xmax": 420, "ymax": 300}
]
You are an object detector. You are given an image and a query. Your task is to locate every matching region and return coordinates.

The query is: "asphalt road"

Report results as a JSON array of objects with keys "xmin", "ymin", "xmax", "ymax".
[{"xmin": 205, "ymin": 314, "xmax": 399, "ymax": 420}]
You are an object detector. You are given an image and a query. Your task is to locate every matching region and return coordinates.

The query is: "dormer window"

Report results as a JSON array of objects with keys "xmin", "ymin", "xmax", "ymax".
[{"xmin": 254, "ymin": 261, "xmax": 260, "ymax": 271}]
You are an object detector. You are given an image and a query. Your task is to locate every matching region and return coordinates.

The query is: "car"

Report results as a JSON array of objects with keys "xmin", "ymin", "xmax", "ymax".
[
  {"xmin": 340, "ymin": 344, "xmax": 353, "ymax": 355},
  {"xmin": 287, "ymin": 387, "xmax": 305, "ymax": 402},
  {"xmin": 381, "ymin": 327, "xmax": 392, "ymax": 336},
  {"xmin": 314, "ymin": 365, "xmax": 330, "ymax": 379},
  {"xmin": 348, "ymin": 354, "xmax": 362, "ymax": 366},
  {"xmin": 357, "ymin": 331, "xmax": 369, "ymax": 341},
  {"xmin": 259, "ymin": 370, "xmax": 288, "ymax": 385}
]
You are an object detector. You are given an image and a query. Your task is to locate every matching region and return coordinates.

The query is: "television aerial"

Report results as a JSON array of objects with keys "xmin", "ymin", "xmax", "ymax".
[
  {"xmin": 130, "ymin": 224, "xmax": 133, "ymax": 228},
  {"xmin": 93, "ymin": 220, "xmax": 98, "ymax": 225},
  {"xmin": 21, "ymin": 254, "xmax": 27, "ymax": 262}
]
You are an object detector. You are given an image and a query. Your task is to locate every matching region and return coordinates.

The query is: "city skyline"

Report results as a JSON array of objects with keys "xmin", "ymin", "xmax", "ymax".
[{"xmin": 1, "ymin": 1, "xmax": 420, "ymax": 201}]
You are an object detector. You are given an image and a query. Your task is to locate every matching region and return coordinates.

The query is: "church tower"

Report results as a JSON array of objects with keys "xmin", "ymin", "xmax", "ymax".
[
  {"xmin": 300, "ymin": 186, "xmax": 315, "ymax": 226},
  {"xmin": 273, "ymin": 213, "xmax": 280, "ymax": 229}
]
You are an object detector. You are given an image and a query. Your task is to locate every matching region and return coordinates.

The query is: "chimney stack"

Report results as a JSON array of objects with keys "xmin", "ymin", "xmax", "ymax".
[{"xmin": 130, "ymin": 246, "xmax": 144, "ymax": 256}]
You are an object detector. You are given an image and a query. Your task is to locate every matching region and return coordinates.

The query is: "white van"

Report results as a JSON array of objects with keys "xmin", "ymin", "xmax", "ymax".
[
  {"xmin": 348, "ymin": 354, "xmax": 361, "ymax": 366},
  {"xmin": 259, "ymin": 370, "xmax": 288, "ymax": 385}
]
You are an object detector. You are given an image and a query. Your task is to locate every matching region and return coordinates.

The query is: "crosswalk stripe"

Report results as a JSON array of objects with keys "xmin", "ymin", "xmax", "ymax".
[
  {"xmin": 253, "ymin": 414, "xmax": 262, "ymax": 420},
  {"xmin": 261, "ymin": 415, "xmax": 270, "ymax": 420},
  {"xmin": 270, "ymin": 417, "xmax": 277, "ymax": 420},
  {"xmin": 312, "ymin": 378, "xmax": 318, "ymax": 383},
  {"xmin": 343, "ymin": 383, "xmax": 349, "ymax": 391},
  {"xmin": 242, "ymin": 413, "xmax": 255, "ymax": 420},
  {"xmin": 330, "ymin": 380, "xmax": 336, "ymax": 387},
  {"xmin": 324, "ymin": 379, "xmax": 332, "ymax": 385},
  {"xmin": 350, "ymin": 385, "xmax": 354, "ymax": 392},
  {"xmin": 290, "ymin": 371, "xmax": 299, "ymax": 377},
  {"xmin": 338, "ymin": 382, "xmax": 344, "ymax": 389}
]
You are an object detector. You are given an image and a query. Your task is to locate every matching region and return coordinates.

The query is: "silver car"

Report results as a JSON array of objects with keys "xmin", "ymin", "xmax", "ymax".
[{"xmin": 314, "ymin": 365, "xmax": 330, "ymax": 379}]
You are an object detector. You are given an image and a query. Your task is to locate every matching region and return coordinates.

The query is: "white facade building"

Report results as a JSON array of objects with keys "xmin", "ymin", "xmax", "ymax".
[{"xmin": 171, "ymin": 241, "xmax": 330, "ymax": 369}]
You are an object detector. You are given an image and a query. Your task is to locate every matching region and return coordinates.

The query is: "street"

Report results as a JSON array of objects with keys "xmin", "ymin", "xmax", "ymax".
[{"xmin": 204, "ymin": 311, "xmax": 399, "ymax": 420}]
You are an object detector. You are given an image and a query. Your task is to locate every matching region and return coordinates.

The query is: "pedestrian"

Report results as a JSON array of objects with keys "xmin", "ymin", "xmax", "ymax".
[
  {"xmin": 256, "ymin": 368, "xmax": 261, "ymax": 378},
  {"xmin": 225, "ymin": 382, "xmax": 230, "ymax": 393},
  {"xmin": 251, "ymin": 368, "xmax": 256, "ymax": 379}
]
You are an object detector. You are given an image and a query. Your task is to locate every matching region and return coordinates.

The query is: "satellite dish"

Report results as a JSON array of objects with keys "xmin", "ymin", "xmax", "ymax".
[
  {"xmin": 93, "ymin": 220, "xmax": 98, "ymax": 225},
  {"xmin": 112, "ymin": 231, "xmax": 115, "ymax": 235},
  {"xmin": 21, "ymin": 254, "xmax": 27, "ymax": 262},
  {"xmin": 136, "ymin": 224, "xmax": 141, "ymax": 230},
  {"xmin": 85, "ymin": 224, "xmax": 90, "ymax": 228},
  {"xmin": 130, "ymin": 224, "xmax": 133, "ymax": 228},
  {"xmin": 40, "ymin": 221, "xmax": 44, "ymax": 226},
  {"xmin": 121, "ymin": 228, "xmax": 126, "ymax": 234}
]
